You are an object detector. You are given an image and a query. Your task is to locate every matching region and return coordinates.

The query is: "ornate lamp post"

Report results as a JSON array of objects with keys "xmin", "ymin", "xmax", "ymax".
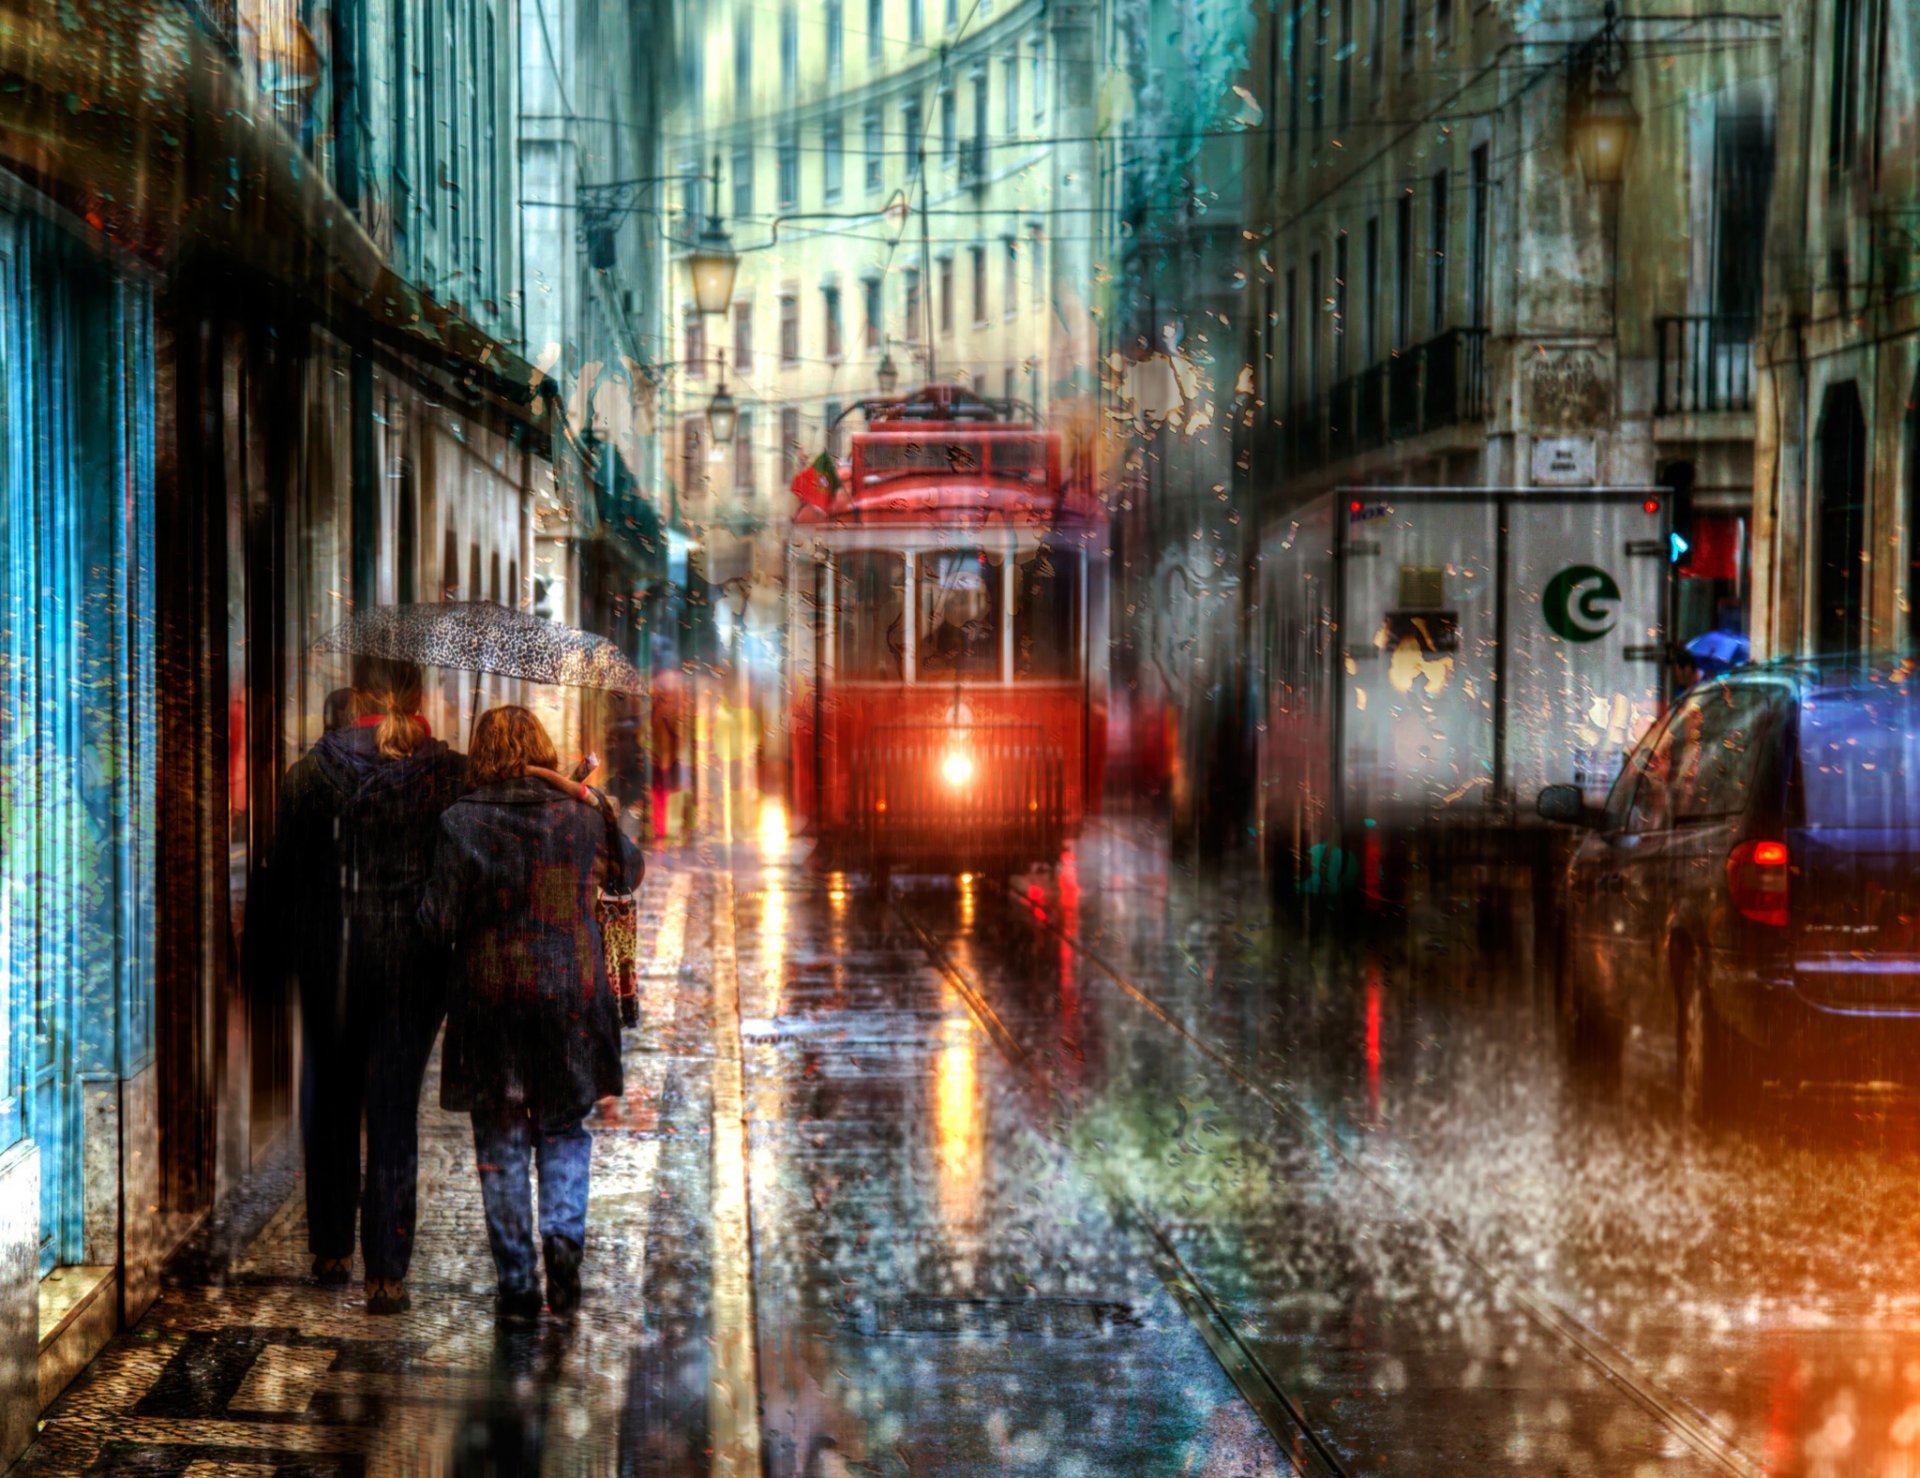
[{"xmin": 1569, "ymin": 2, "xmax": 1638, "ymax": 186}]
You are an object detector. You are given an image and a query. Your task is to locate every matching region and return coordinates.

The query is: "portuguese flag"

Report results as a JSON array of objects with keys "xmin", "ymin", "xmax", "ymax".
[{"xmin": 790, "ymin": 451, "xmax": 842, "ymax": 510}]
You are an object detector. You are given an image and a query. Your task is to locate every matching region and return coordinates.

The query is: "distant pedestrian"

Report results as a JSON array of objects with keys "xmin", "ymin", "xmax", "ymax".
[
  {"xmin": 323, "ymin": 687, "xmax": 354, "ymax": 733},
  {"xmin": 420, "ymin": 705, "xmax": 644, "ymax": 1320},
  {"xmin": 266, "ymin": 657, "xmax": 470, "ymax": 1315},
  {"xmin": 1669, "ymin": 642, "xmax": 1701, "ymax": 699}
]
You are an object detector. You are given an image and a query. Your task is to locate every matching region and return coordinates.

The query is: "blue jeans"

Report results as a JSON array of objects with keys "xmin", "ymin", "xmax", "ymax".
[{"xmin": 470, "ymin": 1102, "xmax": 594, "ymax": 1294}]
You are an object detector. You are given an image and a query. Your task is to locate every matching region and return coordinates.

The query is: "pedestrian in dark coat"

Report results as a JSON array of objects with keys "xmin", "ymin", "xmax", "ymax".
[
  {"xmin": 265, "ymin": 660, "xmax": 593, "ymax": 1316},
  {"xmin": 265, "ymin": 657, "xmax": 468, "ymax": 1314},
  {"xmin": 419, "ymin": 704, "xmax": 645, "ymax": 1319}
]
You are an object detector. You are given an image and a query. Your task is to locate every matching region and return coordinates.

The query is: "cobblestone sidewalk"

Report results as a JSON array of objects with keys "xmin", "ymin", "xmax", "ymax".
[{"xmin": 11, "ymin": 866, "xmax": 715, "ymax": 1478}]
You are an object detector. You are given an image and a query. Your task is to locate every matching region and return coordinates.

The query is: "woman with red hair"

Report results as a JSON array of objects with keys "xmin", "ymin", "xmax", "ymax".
[{"xmin": 420, "ymin": 705, "xmax": 644, "ymax": 1320}]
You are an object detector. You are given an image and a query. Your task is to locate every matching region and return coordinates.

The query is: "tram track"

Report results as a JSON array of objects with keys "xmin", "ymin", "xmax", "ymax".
[
  {"xmin": 984, "ymin": 876, "xmax": 1766, "ymax": 1478},
  {"xmin": 888, "ymin": 891, "xmax": 1350, "ymax": 1478}
]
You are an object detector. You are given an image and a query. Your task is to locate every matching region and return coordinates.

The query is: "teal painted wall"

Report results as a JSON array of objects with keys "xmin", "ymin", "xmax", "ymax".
[{"xmin": 0, "ymin": 217, "xmax": 157, "ymax": 1274}]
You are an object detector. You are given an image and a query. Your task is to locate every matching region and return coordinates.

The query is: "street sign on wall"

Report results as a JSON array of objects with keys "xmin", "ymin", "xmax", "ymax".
[{"xmin": 1530, "ymin": 437, "xmax": 1597, "ymax": 486}]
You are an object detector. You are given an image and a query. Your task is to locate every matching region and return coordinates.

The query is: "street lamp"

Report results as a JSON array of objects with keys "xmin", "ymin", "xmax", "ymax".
[
  {"xmin": 876, "ymin": 337, "xmax": 900, "ymax": 395},
  {"xmin": 689, "ymin": 216, "xmax": 740, "ymax": 316},
  {"xmin": 706, "ymin": 350, "xmax": 739, "ymax": 448},
  {"xmin": 1569, "ymin": 1, "xmax": 1638, "ymax": 186},
  {"xmin": 686, "ymin": 154, "xmax": 742, "ymax": 316}
]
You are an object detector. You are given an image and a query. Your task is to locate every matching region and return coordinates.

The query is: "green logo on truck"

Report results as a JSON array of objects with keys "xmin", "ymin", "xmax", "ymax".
[{"xmin": 1543, "ymin": 564, "xmax": 1620, "ymax": 642}]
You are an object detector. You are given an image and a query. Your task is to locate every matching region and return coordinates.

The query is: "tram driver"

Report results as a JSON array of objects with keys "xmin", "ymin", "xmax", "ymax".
[{"xmin": 919, "ymin": 551, "xmax": 1000, "ymax": 678}]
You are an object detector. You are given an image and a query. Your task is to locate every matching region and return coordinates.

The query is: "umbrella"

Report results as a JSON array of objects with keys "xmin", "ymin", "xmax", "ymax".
[
  {"xmin": 315, "ymin": 602, "xmax": 648, "ymax": 735},
  {"xmin": 1685, "ymin": 629, "xmax": 1750, "ymax": 677}
]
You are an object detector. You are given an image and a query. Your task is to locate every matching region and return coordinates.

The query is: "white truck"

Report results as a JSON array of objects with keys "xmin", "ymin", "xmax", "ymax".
[{"xmin": 1255, "ymin": 487, "xmax": 1672, "ymax": 906}]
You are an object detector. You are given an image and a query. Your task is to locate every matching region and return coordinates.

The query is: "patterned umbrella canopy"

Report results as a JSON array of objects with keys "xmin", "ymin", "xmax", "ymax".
[{"xmin": 314, "ymin": 602, "xmax": 647, "ymax": 694}]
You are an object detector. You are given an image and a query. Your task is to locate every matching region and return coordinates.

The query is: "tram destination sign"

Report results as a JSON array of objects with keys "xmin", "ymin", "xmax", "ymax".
[{"xmin": 855, "ymin": 430, "xmax": 1053, "ymax": 486}]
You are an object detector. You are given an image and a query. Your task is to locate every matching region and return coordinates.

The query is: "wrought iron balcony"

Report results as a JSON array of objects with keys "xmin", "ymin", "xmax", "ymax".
[
  {"xmin": 1271, "ymin": 327, "xmax": 1487, "ymax": 478},
  {"xmin": 1655, "ymin": 314, "xmax": 1754, "ymax": 416}
]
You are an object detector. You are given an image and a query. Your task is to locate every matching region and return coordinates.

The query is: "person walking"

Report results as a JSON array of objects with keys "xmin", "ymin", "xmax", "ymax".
[
  {"xmin": 419, "ymin": 705, "xmax": 644, "ymax": 1320},
  {"xmin": 266, "ymin": 656, "xmax": 469, "ymax": 1315},
  {"xmin": 267, "ymin": 663, "xmax": 602, "ymax": 1314}
]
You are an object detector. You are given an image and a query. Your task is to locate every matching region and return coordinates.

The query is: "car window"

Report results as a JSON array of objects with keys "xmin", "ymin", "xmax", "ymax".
[
  {"xmin": 1606, "ymin": 712, "xmax": 1670, "ymax": 832},
  {"xmin": 1626, "ymin": 725, "xmax": 1676, "ymax": 832},
  {"xmin": 1799, "ymin": 689, "xmax": 1920, "ymax": 826},
  {"xmin": 1668, "ymin": 684, "xmax": 1777, "ymax": 823}
]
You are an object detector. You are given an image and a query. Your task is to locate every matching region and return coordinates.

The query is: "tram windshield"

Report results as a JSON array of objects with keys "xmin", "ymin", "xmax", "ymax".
[
  {"xmin": 835, "ymin": 551, "xmax": 906, "ymax": 680},
  {"xmin": 918, "ymin": 548, "xmax": 1003, "ymax": 681},
  {"xmin": 1014, "ymin": 543, "xmax": 1082, "ymax": 679}
]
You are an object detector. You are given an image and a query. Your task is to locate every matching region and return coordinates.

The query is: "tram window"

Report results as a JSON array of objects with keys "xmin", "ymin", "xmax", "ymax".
[
  {"xmin": 835, "ymin": 552, "xmax": 906, "ymax": 680},
  {"xmin": 919, "ymin": 548, "xmax": 1004, "ymax": 680},
  {"xmin": 1014, "ymin": 544, "xmax": 1082, "ymax": 679}
]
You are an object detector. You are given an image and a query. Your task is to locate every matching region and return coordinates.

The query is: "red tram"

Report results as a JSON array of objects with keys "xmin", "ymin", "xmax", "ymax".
[{"xmin": 788, "ymin": 385, "xmax": 1107, "ymax": 877}]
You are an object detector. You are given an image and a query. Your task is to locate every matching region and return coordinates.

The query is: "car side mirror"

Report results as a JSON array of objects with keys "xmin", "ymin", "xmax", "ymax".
[{"xmin": 1537, "ymin": 784, "xmax": 1599, "ymax": 829}]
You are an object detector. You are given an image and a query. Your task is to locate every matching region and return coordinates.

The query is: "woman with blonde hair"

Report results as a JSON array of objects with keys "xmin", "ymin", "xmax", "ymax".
[
  {"xmin": 421, "ymin": 704, "xmax": 643, "ymax": 1320},
  {"xmin": 267, "ymin": 659, "xmax": 591, "ymax": 1315}
]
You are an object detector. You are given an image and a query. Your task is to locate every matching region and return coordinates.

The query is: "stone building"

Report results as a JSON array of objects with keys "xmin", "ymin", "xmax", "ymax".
[
  {"xmin": 0, "ymin": 0, "xmax": 665, "ymax": 1459},
  {"xmin": 1749, "ymin": 0, "xmax": 1919, "ymax": 659},
  {"xmin": 1239, "ymin": 0, "xmax": 1781, "ymax": 648}
]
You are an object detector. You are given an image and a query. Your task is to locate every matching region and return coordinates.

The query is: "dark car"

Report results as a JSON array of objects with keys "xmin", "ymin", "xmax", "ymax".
[{"xmin": 1539, "ymin": 659, "xmax": 1920, "ymax": 1124}]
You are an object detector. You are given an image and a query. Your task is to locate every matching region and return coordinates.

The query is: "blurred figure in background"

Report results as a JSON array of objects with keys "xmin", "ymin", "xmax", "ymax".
[{"xmin": 1669, "ymin": 643, "xmax": 1702, "ymax": 699}]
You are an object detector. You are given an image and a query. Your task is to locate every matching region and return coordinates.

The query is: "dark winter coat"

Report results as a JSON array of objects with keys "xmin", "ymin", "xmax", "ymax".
[
  {"xmin": 418, "ymin": 778, "xmax": 645, "ymax": 1116},
  {"xmin": 263, "ymin": 724, "xmax": 470, "ymax": 1027}
]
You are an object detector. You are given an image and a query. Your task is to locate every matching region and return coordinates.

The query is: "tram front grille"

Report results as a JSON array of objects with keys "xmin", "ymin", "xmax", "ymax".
[{"xmin": 852, "ymin": 723, "xmax": 1065, "ymax": 863}]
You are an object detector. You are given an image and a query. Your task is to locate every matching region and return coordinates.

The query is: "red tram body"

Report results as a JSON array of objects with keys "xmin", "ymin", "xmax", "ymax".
[{"xmin": 788, "ymin": 387, "xmax": 1108, "ymax": 876}]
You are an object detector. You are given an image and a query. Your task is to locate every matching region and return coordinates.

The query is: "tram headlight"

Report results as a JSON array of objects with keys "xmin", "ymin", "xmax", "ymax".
[{"xmin": 940, "ymin": 749, "xmax": 974, "ymax": 788}]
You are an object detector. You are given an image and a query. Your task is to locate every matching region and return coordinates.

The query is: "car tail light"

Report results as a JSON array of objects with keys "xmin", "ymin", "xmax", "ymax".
[{"xmin": 1726, "ymin": 839, "xmax": 1789, "ymax": 926}]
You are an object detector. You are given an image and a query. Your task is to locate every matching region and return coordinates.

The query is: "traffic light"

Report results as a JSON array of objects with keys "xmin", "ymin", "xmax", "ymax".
[{"xmin": 1660, "ymin": 462, "xmax": 1696, "ymax": 570}]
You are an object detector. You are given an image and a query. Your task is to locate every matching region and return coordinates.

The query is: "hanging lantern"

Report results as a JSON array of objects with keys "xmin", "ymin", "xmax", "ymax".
[
  {"xmin": 706, "ymin": 348, "xmax": 739, "ymax": 448},
  {"xmin": 1569, "ymin": 2, "xmax": 1638, "ymax": 187},
  {"xmin": 687, "ymin": 217, "xmax": 740, "ymax": 316},
  {"xmin": 1572, "ymin": 74, "xmax": 1638, "ymax": 185}
]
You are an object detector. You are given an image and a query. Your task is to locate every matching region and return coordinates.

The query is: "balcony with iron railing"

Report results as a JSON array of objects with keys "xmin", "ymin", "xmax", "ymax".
[
  {"xmin": 1270, "ymin": 326, "xmax": 1488, "ymax": 479},
  {"xmin": 1654, "ymin": 314, "xmax": 1755, "ymax": 417}
]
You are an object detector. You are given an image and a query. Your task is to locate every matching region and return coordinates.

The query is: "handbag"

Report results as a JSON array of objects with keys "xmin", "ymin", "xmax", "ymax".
[{"xmin": 593, "ymin": 796, "xmax": 642, "ymax": 1027}]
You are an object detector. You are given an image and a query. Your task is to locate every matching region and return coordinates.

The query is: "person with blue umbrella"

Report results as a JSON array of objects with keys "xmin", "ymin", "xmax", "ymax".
[{"xmin": 1685, "ymin": 629, "xmax": 1751, "ymax": 680}]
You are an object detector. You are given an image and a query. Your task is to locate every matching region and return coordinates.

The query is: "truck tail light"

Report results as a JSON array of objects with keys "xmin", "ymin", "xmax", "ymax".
[{"xmin": 1726, "ymin": 839, "xmax": 1789, "ymax": 926}]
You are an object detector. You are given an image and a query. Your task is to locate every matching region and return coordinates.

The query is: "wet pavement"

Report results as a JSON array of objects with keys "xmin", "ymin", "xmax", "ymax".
[{"xmin": 23, "ymin": 820, "xmax": 1920, "ymax": 1473}]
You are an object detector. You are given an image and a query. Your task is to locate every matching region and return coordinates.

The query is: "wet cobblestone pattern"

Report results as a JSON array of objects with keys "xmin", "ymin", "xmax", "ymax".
[
  {"xmin": 28, "ymin": 823, "xmax": 1920, "ymax": 1474},
  {"xmin": 12, "ymin": 866, "xmax": 712, "ymax": 1478}
]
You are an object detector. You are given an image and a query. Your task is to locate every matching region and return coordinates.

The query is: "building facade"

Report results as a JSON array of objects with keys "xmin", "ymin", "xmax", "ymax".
[
  {"xmin": 1749, "ymin": 0, "xmax": 1918, "ymax": 660},
  {"xmin": 1097, "ymin": 0, "xmax": 1257, "ymax": 848},
  {"xmin": 1240, "ymin": 0, "xmax": 1778, "ymax": 600},
  {"xmin": 519, "ymin": 0, "xmax": 674, "ymax": 760},
  {"xmin": 0, "ymin": 0, "xmax": 666, "ymax": 1459},
  {"xmin": 1220, "ymin": 0, "xmax": 1782, "ymax": 868}
]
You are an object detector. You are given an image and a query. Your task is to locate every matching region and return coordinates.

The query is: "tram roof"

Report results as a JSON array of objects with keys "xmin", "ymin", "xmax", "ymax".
[
  {"xmin": 792, "ymin": 479, "xmax": 1103, "ymax": 528},
  {"xmin": 797, "ymin": 410, "xmax": 1103, "ymax": 528}
]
